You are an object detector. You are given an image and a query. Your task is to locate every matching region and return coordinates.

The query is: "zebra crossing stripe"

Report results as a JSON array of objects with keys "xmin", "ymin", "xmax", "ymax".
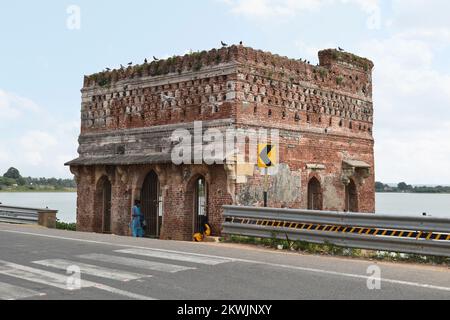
[
  {"xmin": 77, "ymin": 253, "xmax": 196, "ymax": 273},
  {"xmin": 0, "ymin": 281, "xmax": 45, "ymax": 300},
  {"xmin": 32, "ymin": 259, "xmax": 152, "ymax": 282},
  {"xmin": 0, "ymin": 259, "xmax": 93, "ymax": 290},
  {"xmin": 0, "ymin": 260, "xmax": 155, "ymax": 300},
  {"xmin": 115, "ymin": 248, "xmax": 233, "ymax": 265}
]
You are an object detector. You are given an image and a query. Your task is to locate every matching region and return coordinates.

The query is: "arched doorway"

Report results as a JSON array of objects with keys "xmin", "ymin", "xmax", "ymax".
[
  {"xmin": 140, "ymin": 171, "xmax": 161, "ymax": 238},
  {"xmin": 345, "ymin": 179, "xmax": 358, "ymax": 212},
  {"xmin": 307, "ymin": 177, "xmax": 323, "ymax": 210},
  {"xmin": 193, "ymin": 176, "xmax": 208, "ymax": 234},
  {"xmin": 96, "ymin": 176, "xmax": 112, "ymax": 234}
]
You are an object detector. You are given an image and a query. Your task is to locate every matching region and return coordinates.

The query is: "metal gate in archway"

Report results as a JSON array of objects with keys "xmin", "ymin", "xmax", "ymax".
[
  {"xmin": 140, "ymin": 171, "xmax": 161, "ymax": 238},
  {"xmin": 100, "ymin": 177, "xmax": 112, "ymax": 234},
  {"xmin": 193, "ymin": 177, "xmax": 208, "ymax": 234}
]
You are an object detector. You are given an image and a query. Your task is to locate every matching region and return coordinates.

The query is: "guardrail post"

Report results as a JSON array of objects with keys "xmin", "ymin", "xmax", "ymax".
[{"xmin": 38, "ymin": 210, "xmax": 57, "ymax": 228}]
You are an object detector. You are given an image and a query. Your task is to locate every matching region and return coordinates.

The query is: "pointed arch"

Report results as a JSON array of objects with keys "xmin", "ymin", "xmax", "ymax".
[
  {"xmin": 345, "ymin": 179, "xmax": 358, "ymax": 212},
  {"xmin": 95, "ymin": 176, "xmax": 112, "ymax": 233},
  {"xmin": 185, "ymin": 174, "xmax": 209, "ymax": 237},
  {"xmin": 307, "ymin": 177, "xmax": 323, "ymax": 210},
  {"xmin": 140, "ymin": 170, "xmax": 161, "ymax": 238}
]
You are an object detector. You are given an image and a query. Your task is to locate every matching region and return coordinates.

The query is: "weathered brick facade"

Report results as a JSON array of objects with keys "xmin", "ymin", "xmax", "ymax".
[{"xmin": 67, "ymin": 45, "xmax": 375, "ymax": 241}]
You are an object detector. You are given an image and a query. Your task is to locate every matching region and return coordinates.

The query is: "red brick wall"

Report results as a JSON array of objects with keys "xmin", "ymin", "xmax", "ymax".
[
  {"xmin": 71, "ymin": 45, "xmax": 376, "ymax": 240},
  {"xmin": 231, "ymin": 46, "xmax": 375, "ymax": 213},
  {"xmin": 73, "ymin": 164, "xmax": 232, "ymax": 241}
]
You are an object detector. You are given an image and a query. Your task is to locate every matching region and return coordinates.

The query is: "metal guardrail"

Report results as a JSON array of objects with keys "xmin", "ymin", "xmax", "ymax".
[
  {"xmin": 0, "ymin": 205, "xmax": 58, "ymax": 226},
  {"xmin": 222, "ymin": 206, "xmax": 450, "ymax": 257}
]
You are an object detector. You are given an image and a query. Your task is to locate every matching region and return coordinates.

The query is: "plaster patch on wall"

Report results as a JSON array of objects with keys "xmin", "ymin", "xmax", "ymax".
[
  {"xmin": 322, "ymin": 176, "xmax": 341, "ymax": 210},
  {"xmin": 271, "ymin": 164, "xmax": 301, "ymax": 203},
  {"xmin": 237, "ymin": 164, "xmax": 300, "ymax": 206}
]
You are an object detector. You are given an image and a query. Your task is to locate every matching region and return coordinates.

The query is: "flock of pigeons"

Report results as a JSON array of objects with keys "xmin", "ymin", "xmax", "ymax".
[{"xmin": 104, "ymin": 42, "xmax": 346, "ymax": 72}]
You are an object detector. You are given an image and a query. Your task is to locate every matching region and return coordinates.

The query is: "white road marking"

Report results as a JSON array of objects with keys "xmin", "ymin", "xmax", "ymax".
[
  {"xmin": 0, "ymin": 281, "xmax": 46, "ymax": 300},
  {"xmin": 0, "ymin": 229, "xmax": 238, "ymax": 262},
  {"xmin": 0, "ymin": 260, "xmax": 92, "ymax": 290},
  {"xmin": 1, "ymin": 228, "xmax": 450, "ymax": 293},
  {"xmin": 246, "ymin": 261, "xmax": 450, "ymax": 292},
  {"xmin": 0, "ymin": 260, "xmax": 154, "ymax": 300},
  {"xmin": 89, "ymin": 283, "xmax": 156, "ymax": 300},
  {"xmin": 115, "ymin": 248, "xmax": 232, "ymax": 265},
  {"xmin": 78, "ymin": 253, "xmax": 195, "ymax": 273},
  {"xmin": 33, "ymin": 259, "xmax": 152, "ymax": 282}
]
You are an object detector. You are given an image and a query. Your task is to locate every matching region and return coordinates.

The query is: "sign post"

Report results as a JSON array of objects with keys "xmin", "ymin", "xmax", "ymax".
[
  {"xmin": 263, "ymin": 168, "xmax": 268, "ymax": 207},
  {"xmin": 258, "ymin": 144, "xmax": 276, "ymax": 208}
]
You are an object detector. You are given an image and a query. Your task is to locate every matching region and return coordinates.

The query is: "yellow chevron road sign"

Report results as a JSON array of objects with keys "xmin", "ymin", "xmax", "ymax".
[{"xmin": 258, "ymin": 144, "xmax": 277, "ymax": 168}]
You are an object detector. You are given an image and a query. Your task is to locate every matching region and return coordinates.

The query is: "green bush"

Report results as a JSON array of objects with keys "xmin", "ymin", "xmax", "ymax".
[
  {"xmin": 56, "ymin": 221, "xmax": 76, "ymax": 231},
  {"xmin": 0, "ymin": 176, "xmax": 17, "ymax": 186}
]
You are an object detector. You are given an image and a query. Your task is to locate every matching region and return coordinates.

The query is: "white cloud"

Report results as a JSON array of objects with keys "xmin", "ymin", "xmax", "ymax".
[
  {"xmin": 391, "ymin": 0, "xmax": 450, "ymax": 30},
  {"xmin": 294, "ymin": 40, "xmax": 338, "ymax": 63},
  {"xmin": 291, "ymin": 1, "xmax": 450, "ymax": 184},
  {"xmin": 227, "ymin": 0, "xmax": 323, "ymax": 18},
  {"xmin": 395, "ymin": 28, "xmax": 450, "ymax": 44},
  {"xmin": 0, "ymin": 146, "xmax": 11, "ymax": 163},
  {"xmin": 358, "ymin": 34, "xmax": 450, "ymax": 184},
  {"xmin": 0, "ymin": 90, "xmax": 79, "ymax": 178},
  {"xmin": 0, "ymin": 90, "xmax": 40, "ymax": 120},
  {"xmin": 386, "ymin": 1, "xmax": 450, "ymax": 47},
  {"xmin": 20, "ymin": 131, "xmax": 58, "ymax": 151},
  {"xmin": 344, "ymin": 0, "xmax": 381, "ymax": 29},
  {"xmin": 20, "ymin": 131, "xmax": 58, "ymax": 166},
  {"xmin": 221, "ymin": 0, "xmax": 381, "ymax": 29},
  {"xmin": 375, "ymin": 127, "xmax": 450, "ymax": 184}
]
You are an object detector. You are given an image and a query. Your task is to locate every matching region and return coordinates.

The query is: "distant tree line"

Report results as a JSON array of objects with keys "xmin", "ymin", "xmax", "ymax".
[
  {"xmin": 376, "ymin": 182, "xmax": 450, "ymax": 194},
  {"xmin": 0, "ymin": 167, "xmax": 76, "ymax": 191}
]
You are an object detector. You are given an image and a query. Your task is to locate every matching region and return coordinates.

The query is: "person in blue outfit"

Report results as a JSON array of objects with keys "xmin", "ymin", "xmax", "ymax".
[{"xmin": 131, "ymin": 199, "xmax": 144, "ymax": 237}]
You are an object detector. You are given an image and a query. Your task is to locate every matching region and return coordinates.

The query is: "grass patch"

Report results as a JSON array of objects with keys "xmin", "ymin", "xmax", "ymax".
[
  {"xmin": 222, "ymin": 235, "xmax": 449, "ymax": 266},
  {"xmin": 318, "ymin": 67, "xmax": 328, "ymax": 79},
  {"xmin": 56, "ymin": 221, "xmax": 76, "ymax": 231},
  {"xmin": 370, "ymin": 251, "xmax": 448, "ymax": 265}
]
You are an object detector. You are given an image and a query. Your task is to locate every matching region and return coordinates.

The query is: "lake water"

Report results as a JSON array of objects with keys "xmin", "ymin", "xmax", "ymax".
[
  {"xmin": 0, "ymin": 192, "xmax": 449, "ymax": 223},
  {"xmin": 0, "ymin": 193, "xmax": 77, "ymax": 223}
]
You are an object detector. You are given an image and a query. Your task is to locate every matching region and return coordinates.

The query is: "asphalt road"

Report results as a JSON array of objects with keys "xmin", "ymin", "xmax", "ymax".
[{"xmin": 0, "ymin": 223, "xmax": 449, "ymax": 300}]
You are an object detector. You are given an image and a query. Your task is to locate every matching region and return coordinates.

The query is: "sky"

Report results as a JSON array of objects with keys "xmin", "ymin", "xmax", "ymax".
[{"xmin": 0, "ymin": 0, "xmax": 449, "ymax": 184}]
